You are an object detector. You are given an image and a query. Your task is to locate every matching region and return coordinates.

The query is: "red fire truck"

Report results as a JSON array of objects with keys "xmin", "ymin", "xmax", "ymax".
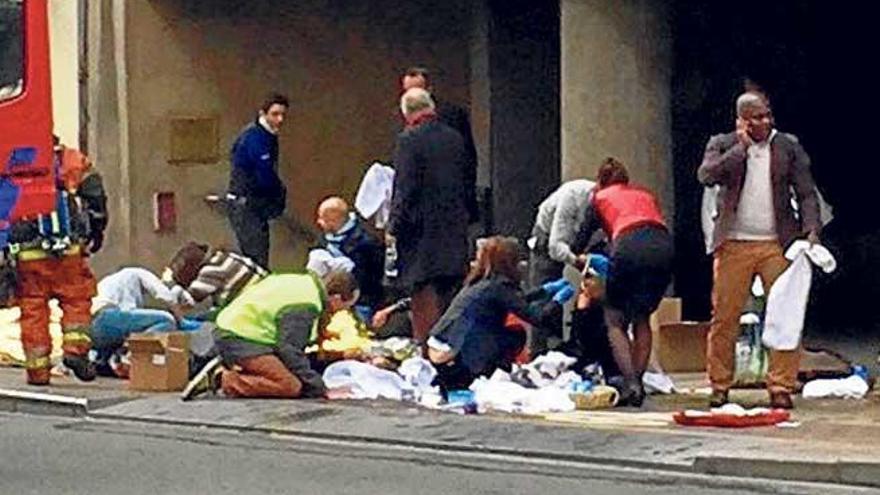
[{"xmin": 0, "ymin": 0, "xmax": 56, "ymax": 231}]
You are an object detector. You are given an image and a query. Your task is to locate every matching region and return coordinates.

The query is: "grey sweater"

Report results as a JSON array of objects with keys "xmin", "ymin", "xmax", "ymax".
[{"xmin": 531, "ymin": 179, "xmax": 596, "ymax": 266}]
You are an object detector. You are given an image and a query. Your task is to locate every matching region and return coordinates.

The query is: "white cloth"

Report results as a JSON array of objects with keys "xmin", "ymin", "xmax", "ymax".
[
  {"xmin": 397, "ymin": 357, "xmax": 438, "ymax": 394},
  {"xmin": 322, "ymin": 360, "xmax": 414, "ymax": 401},
  {"xmin": 514, "ymin": 351, "xmax": 578, "ymax": 388},
  {"xmin": 529, "ymin": 351, "xmax": 577, "ymax": 377},
  {"xmin": 469, "ymin": 369, "xmax": 575, "ymax": 415},
  {"xmin": 93, "ymin": 267, "xmax": 184, "ymax": 313},
  {"xmin": 354, "ymin": 162, "xmax": 395, "ymax": 229},
  {"xmin": 762, "ymin": 241, "xmax": 837, "ymax": 350},
  {"xmin": 802, "ymin": 375, "xmax": 869, "ymax": 399},
  {"xmin": 642, "ymin": 371, "xmax": 676, "ymax": 394},
  {"xmin": 731, "ymin": 130, "xmax": 778, "ymax": 240},
  {"xmin": 306, "ymin": 249, "xmax": 355, "ymax": 276}
]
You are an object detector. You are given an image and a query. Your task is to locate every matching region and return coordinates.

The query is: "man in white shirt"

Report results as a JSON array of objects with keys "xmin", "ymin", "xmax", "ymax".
[
  {"xmin": 91, "ymin": 267, "xmax": 193, "ymax": 375},
  {"xmin": 698, "ymin": 92, "xmax": 821, "ymax": 409}
]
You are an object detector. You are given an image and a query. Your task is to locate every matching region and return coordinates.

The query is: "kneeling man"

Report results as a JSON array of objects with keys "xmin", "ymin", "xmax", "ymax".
[{"xmin": 182, "ymin": 270, "xmax": 358, "ymax": 400}]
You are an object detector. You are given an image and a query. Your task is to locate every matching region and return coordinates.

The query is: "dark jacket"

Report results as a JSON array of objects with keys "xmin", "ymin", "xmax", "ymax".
[
  {"xmin": 316, "ymin": 215, "xmax": 385, "ymax": 309},
  {"xmin": 697, "ymin": 131, "xmax": 820, "ymax": 251},
  {"xmin": 388, "ymin": 119, "xmax": 469, "ymax": 289},
  {"xmin": 430, "ymin": 275, "xmax": 560, "ymax": 376},
  {"xmin": 228, "ymin": 121, "xmax": 286, "ymax": 219},
  {"xmin": 436, "ymin": 99, "xmax": 478, "ymax": 223}
]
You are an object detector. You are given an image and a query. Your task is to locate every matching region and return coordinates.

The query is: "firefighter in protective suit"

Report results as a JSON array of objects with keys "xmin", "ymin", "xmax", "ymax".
[{"xmin": 9, "ymin": 138, "xmax": 108, "ymax": 385}]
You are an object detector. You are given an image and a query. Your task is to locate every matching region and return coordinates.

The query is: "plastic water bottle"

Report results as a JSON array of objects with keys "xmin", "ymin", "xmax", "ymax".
[{"xmin": 384, "ymin": 239, "xmax": 399, "ymax": 279}]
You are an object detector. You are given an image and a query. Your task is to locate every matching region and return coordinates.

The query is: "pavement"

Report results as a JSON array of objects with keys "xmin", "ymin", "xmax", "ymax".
[{"xmin": 2, "ymin": 366, "xmax": 880, "ymax": 489}]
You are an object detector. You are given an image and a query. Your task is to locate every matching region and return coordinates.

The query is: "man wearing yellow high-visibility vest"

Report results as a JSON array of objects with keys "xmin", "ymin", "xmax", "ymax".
[{"xmin": 181, "ymin": 270, "xmax": 358, "ymax": 400}]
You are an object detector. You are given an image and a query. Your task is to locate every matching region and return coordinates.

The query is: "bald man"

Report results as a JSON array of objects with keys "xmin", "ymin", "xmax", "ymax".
[{"xmin": 307, "ymin": 197, "xmax": 385, "ymax": 320}]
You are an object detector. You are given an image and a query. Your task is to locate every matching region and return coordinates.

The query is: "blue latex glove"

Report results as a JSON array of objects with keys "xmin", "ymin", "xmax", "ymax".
[
  {"xmin": 541, "ymin": 277, "xmax": 569, "ymax": 295},
  {"xmin": 586, "ymin": 254, "xmax": 610, "ymax": 280},
  {"xmin": 552, "ymin": 283, "xmax": 575, "ymax": 304},
  {"xmin": 178, "ymin": 317, "xmax": 203, "ymax": 331}
]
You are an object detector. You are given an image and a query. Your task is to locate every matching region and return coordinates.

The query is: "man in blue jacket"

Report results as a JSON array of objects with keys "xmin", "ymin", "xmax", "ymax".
[{"xmin": 227, "ymin": 93, "xmax": 289, "ymax": 268}]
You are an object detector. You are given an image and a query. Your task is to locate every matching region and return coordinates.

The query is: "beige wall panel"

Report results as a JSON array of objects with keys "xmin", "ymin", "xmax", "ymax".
[{"xmin": 119, "ymin": 0, "xmax": 472, "ymax": 272}]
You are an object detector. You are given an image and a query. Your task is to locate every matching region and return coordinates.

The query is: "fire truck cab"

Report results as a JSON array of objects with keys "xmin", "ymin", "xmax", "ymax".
[{"xmin": 0, "ymin": 0, "xmax": 56, "ymax": 228}]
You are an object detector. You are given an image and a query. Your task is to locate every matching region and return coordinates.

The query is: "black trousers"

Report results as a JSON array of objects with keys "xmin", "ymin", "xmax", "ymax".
[{"xmin": 229, "ymin": 204, "xmax": 270, "ymax": 269}]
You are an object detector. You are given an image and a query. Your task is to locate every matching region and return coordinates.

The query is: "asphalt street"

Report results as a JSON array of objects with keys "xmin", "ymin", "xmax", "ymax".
[{"xmin": 2, "ymin": 412, "xmax": 873, "ymax": 495}]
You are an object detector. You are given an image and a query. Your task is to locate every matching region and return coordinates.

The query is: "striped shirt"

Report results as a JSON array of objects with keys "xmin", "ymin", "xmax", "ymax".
[{"xmin": 188, "ymin": 250, "xmax": 268, "ymax": 308}]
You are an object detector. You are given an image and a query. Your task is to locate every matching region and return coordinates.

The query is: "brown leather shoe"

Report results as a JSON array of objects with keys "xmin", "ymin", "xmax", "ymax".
[
  {"xmin": 769, "ymin": 391, "xmax": 794, "ymax": 409},
  {"xmin": 26, "ymin": 368, "xmax": 51, "ymax": 386},
  {"xmin": 709, "ymin": 389, "xmax": 729, "ymax": 408}
]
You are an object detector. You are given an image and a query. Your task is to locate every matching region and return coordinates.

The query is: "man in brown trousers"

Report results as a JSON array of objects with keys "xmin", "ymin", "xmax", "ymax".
[{"xmin": 698, "ymin": 92, "xmax": 821, "ymax": 409}]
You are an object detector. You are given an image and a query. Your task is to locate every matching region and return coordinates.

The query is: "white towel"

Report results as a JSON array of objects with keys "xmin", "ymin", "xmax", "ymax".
[
  {"xmin": 762, "ymin": 241, "xmax": 837, "ymax": 350},
  {"xmin": 354, "ymin": 162, "xmax": 395, "ymax": 229}
]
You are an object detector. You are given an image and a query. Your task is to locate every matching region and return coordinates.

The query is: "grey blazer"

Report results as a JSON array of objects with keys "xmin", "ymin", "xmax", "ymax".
[{"xmin": 697, "ymin": 131, "xmax": 820, "ymax": 252}]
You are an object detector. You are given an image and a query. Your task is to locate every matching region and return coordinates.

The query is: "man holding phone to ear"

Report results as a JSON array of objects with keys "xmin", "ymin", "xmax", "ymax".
[{"xmin": 698, "ymin": 92, "xmax": 821, "ymax": 410}]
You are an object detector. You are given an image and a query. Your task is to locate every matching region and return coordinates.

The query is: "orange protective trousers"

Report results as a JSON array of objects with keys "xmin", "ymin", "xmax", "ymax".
[{"xmin": 16, "ymin": 255, "xmax": 96, "ymax": 371}]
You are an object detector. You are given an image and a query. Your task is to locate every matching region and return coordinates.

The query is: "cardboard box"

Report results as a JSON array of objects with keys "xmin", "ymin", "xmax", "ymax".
[
  {"xmin": 655, "ymin": 322, "xmax": 710, "ymax": 372},
  {"xmin": 650, "ymin": 297, "xmax": 682, "ymax": 330},
  {"xmin": 648, "ymin": 297, "xmax": 682, "ymax": 369},
  {"xmin": 127, "ymin": 332, "xmax": 190, "ymax": 391}
]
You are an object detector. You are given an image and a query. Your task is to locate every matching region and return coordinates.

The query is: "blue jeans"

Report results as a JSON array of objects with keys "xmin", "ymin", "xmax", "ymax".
[{"xmin": 91, "ymin": 308, "xmax": 176, "ymax": 361}]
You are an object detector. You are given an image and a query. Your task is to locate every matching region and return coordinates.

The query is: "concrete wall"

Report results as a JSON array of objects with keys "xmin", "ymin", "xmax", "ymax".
[
  {"xmin": 92, "ymin": 0, "xmax": 473, "ymax": 275},
  {"xmin": 561, "ymin": 0, "xmax": 674, "ymax": 226},
  {"xmin": 48, "ymin": 0, "xmax": 79, "ymax": 148}
]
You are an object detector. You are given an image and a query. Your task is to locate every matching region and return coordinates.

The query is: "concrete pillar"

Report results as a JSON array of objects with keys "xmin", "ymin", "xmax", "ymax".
[{"xmin": 561, "ymin": 0, "xmax": 674, "ymax": 227}]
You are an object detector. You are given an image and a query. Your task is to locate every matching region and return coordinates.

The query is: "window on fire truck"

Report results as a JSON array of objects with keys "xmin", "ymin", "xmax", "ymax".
[{"xmin": 0, "ymin": 0, "xmax": 24, "ymax": 102}]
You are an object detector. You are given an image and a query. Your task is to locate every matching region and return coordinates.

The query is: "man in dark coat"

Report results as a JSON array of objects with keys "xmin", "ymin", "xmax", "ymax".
[
  {"xmin": 227, "ymin": 93, "xmax": 289, "ymax": 269},
  {"xmin": 388, "ymin": 88, "xmax": 469, "ymax": 344},
  {"xmin": 401, "ymin": 67, "xmax": 478, "ymax": 225}
]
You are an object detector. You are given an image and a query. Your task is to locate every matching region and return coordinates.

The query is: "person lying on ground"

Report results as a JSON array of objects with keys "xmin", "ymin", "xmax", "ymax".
[
  {"xmin": 556, "ymin": 254, "xmax": 622, "ymax": 380},
  {"xmin": 163, "ymin": 241, "xmax": 269, "ymax": 318},
  {"xmin": 579, "ymin": 157, "xmax": 673, "ymax": 407},
  {"xmin": 181, "ymin": 270, "xmax": 359, "ymax": 400},
  {"xmin": 91, "ymin": 267, "xmax": 194, "ymax": 377},
  {"xmin": 426, "ymin": 236, "xmax": 576, "ymax": 394},
  {"xmin": 307, "ymin": 196, "xmax": 385, "ymax": 322}
]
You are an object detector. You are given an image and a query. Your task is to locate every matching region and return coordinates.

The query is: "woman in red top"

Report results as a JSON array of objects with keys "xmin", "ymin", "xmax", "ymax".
[{"xmin": 584, "ymin": 158, "xmax": 673, "ymax": 406}]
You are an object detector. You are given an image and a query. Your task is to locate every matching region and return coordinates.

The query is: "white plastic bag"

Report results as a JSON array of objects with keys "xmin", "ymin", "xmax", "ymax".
[{"xmin": 802, "ymin": 375, "xmax": 869, "ymax": 399}]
